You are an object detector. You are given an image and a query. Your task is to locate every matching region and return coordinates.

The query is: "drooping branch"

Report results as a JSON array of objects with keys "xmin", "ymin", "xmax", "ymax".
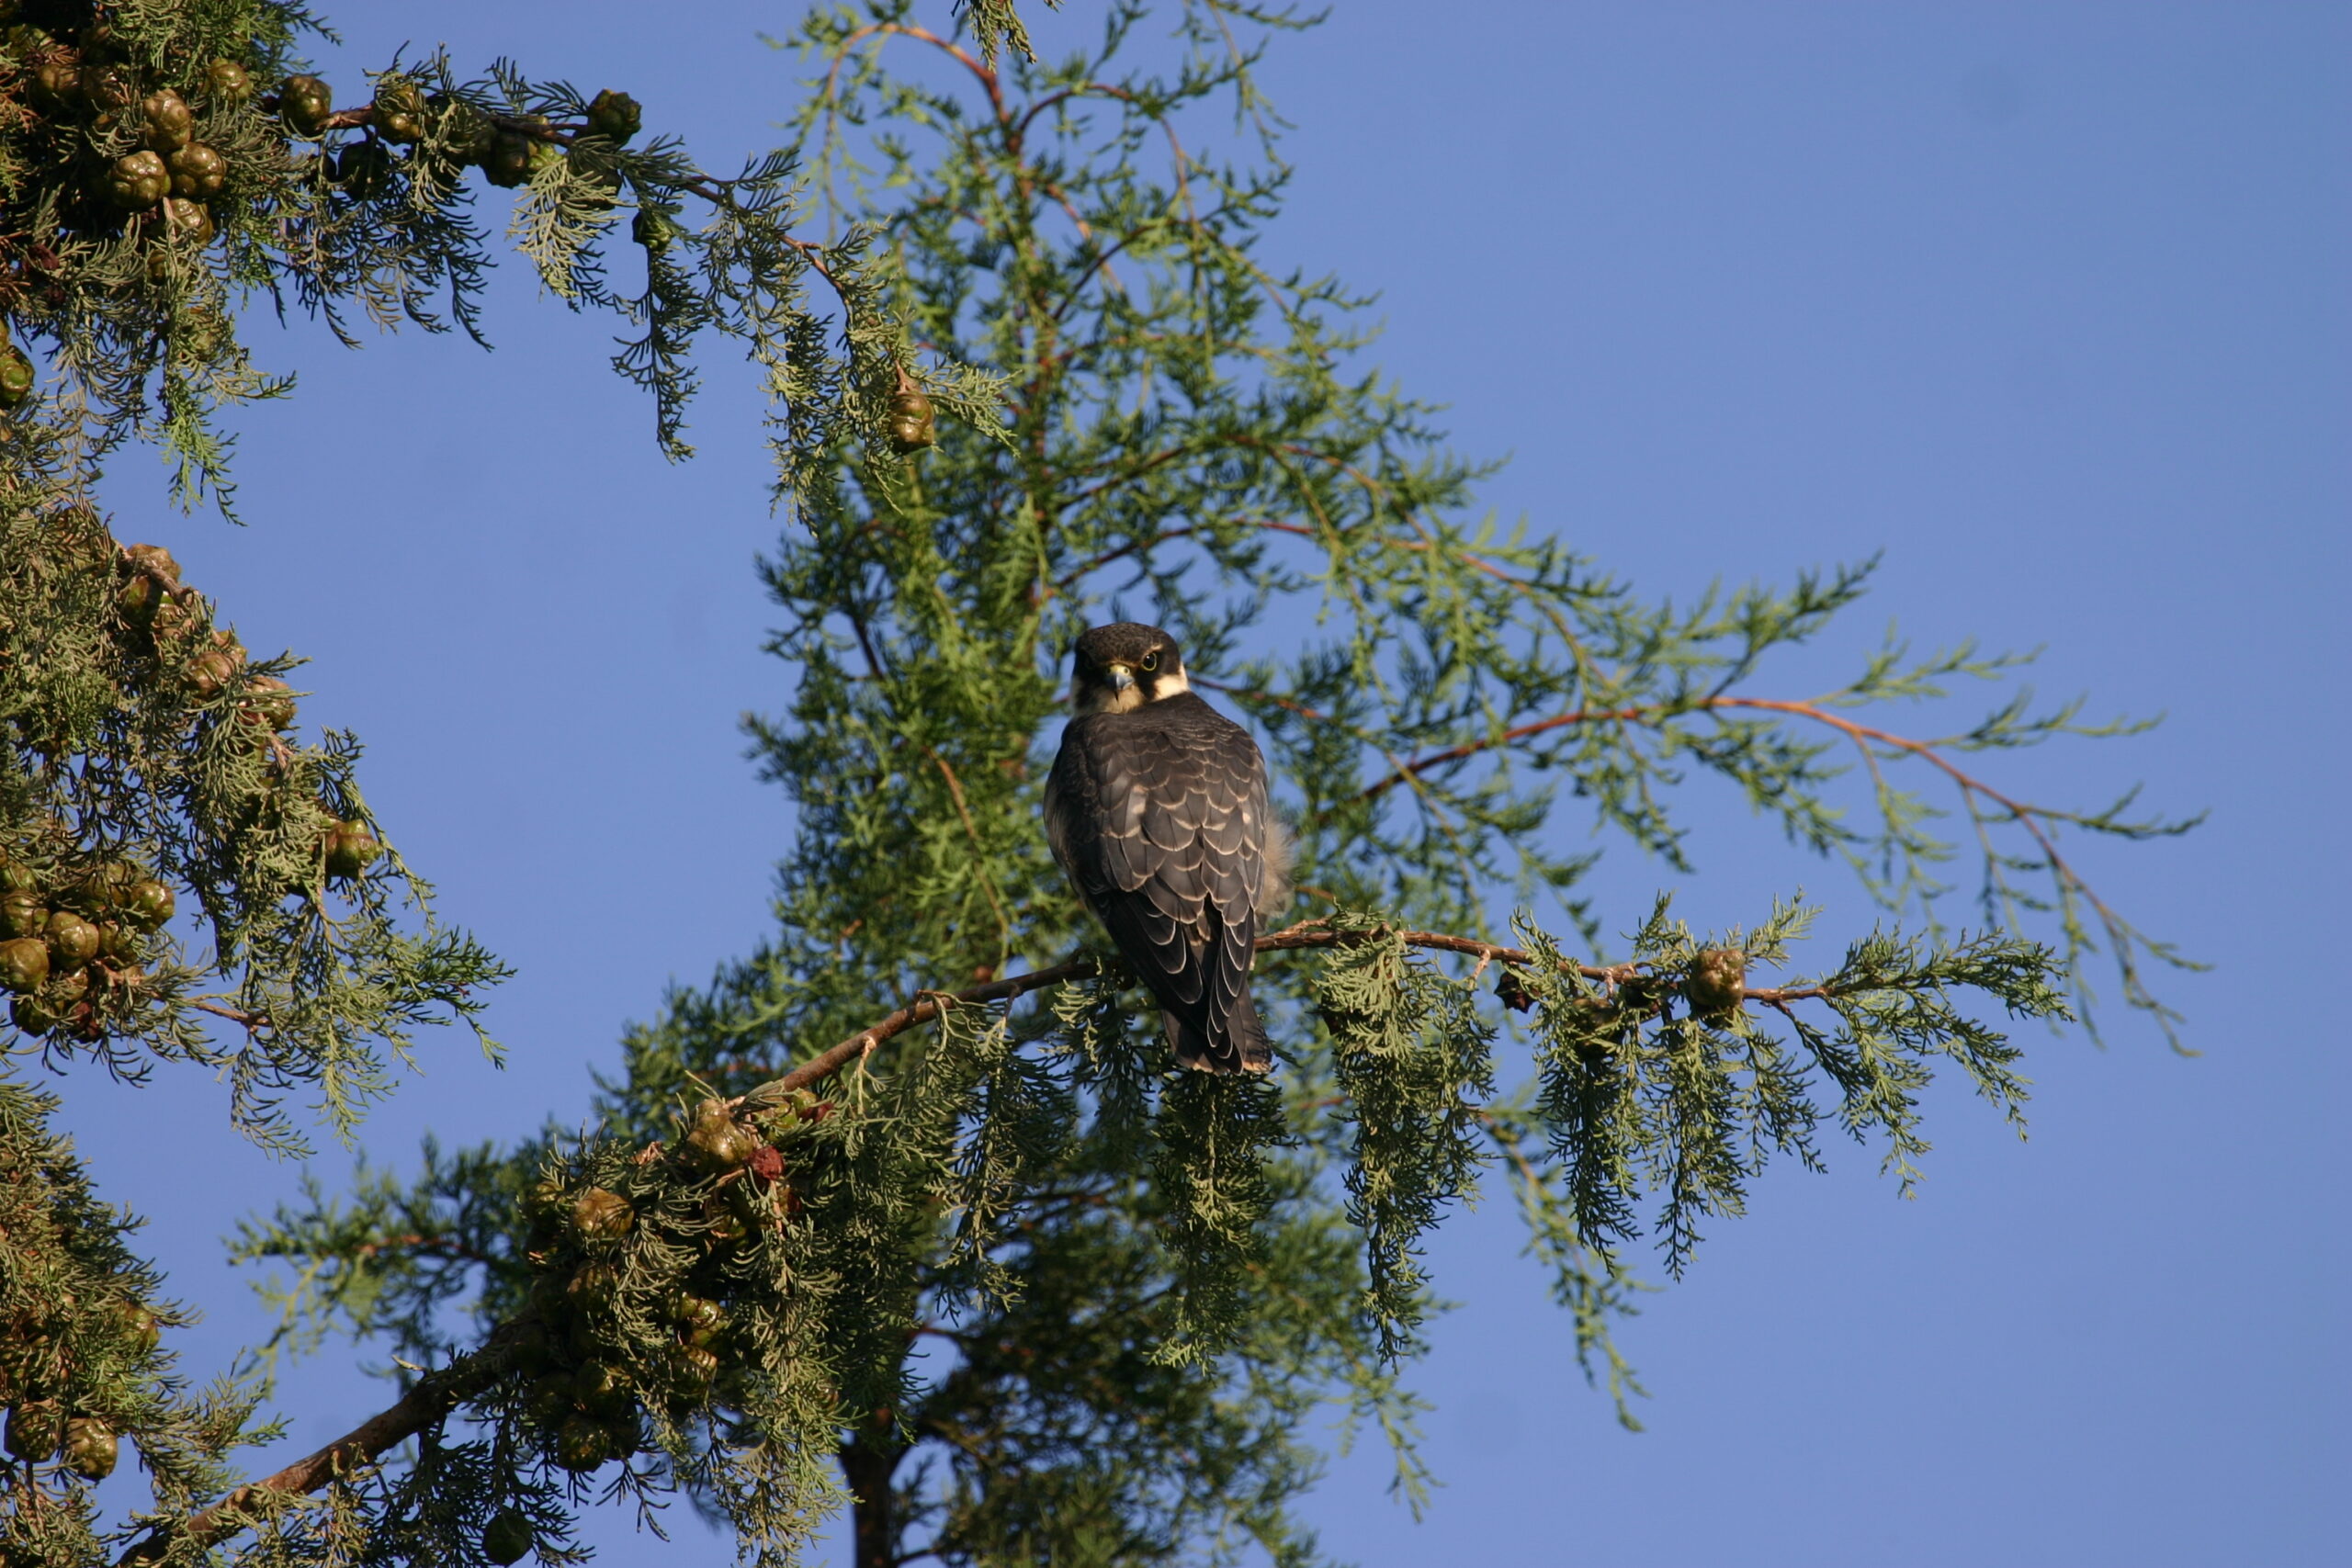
[
  {"xmin": 310, "ymin": 87, "xmax": 867, "ymax": 335},
  {"xmin": 1337, "ymin": 688, "xmax": 2189, "ymax": 1032},
  {"xmin": 116, "ymin": 1328, "xmax": 522, "ymax": 1566},
  {"xmin": 114, "ymin": 905, "xmax": 1996, "ymax": 1561},
  {"xmin": 740, "ymin": 918, "xmax": 1884, "ymax": 1110}
]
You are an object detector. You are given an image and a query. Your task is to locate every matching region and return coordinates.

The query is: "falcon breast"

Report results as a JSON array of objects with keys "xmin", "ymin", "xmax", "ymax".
[{"xmin": 1044, "ymin": 623, "xmax": 1290, "ymax": 1074}]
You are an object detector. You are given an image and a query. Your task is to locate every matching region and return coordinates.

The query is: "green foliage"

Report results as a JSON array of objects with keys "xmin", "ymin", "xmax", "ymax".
[
  {"xmin": 1150, "ymin": 1069, "xmax": 1290, "ymax": 1358},
  {"xmin": 235, "ymin": 1005, "xmax": 1413, "ymax": 1566},
  {"xmin": 1512, "ymin": 898, "xmax": 2064, "ymax": 1278},
  {"xmin": 228, "ymin": 8, "xmax": 2183, "ymax": 1565},
  {"xmin": 0, "ymin": 1074, "xmax": 272, "ymax": 1564},
  {"xmin": 0, "ymin": 0, "xmax": 1056, "ymax": 1559},
  {"xmin": 955, "ymin": 0, "xmax": 1060, "ymax": 66},
  {"xmin": 1316, "ymin": 916, "xmax": 1496, "ymax": 1363},
  {"xmin": 0, "ymin": 0, "xmax": 990, "ymax": 511},
  {"xmin": 0, "ymin": 0, "xmax": 2193, "ymax": 1565},
  {"xmin": 0, "ymin": 432, "xmax": 503, "ymax": 1153}
]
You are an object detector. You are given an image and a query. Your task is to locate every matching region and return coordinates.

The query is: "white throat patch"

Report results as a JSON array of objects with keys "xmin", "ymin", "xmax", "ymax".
[{"xmin": 1075, "ymin": 666, "xmax": 1188, "ymax": 715}]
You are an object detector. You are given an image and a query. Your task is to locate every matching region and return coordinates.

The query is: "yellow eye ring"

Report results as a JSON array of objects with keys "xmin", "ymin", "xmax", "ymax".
[{"xmin": 1140, "ymin": 650, "xmax": 1159, "ymax": 672}]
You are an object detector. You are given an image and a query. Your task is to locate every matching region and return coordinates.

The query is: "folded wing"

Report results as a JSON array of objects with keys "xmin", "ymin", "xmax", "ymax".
[{"xmin": 1046, "ymin": 697, "xmax": 1271, "ymax": 1072}]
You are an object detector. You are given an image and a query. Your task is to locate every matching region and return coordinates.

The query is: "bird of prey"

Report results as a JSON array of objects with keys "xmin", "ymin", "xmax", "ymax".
[{"xmin": 1045, "ymin": 623, "xmax": 1291, "ymax": 1074}]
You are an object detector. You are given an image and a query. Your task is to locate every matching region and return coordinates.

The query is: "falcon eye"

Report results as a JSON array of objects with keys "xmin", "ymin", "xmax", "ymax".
[{"xmin": 1140, "ymin": 650, "xmax": 1159, "ymax": 672}]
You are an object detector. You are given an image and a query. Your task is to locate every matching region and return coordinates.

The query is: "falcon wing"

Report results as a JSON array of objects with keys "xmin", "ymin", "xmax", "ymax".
[{"xmin": 1046, "ymin": 698, "xmax": 1270, "ymax": 1071}]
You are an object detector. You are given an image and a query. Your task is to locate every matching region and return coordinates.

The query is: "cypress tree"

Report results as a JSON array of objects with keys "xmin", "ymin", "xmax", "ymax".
[{"xmin": 0, "ymin": 2, "xmax": 2193, "ymax": 1564}]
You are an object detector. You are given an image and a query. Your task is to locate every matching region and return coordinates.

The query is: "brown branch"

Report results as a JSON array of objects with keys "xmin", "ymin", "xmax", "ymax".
[
  {"xmin": 350, "ymin": 1233, "xmax": 493, "ymax": 1267},
  {"xmin": 1343, "ymin": 691, "xmax": 2085, "ymax": 871},
  {"xmin": 313, "ymin": 94, "xmax": 867, "ymax": 325},
  {"xmin": 1055, "ymin": 516, "xmax": 1317, "ymax": 590},
  {"xmin": 115, "ymin": 1328, "xmax": 518, "ymax": 1566},
  {"xmin": 1351, "ymin": 705, "xmax": 1655, "ymax": 807},
  {"xmin": 190, "ymin": 998, "xmax": 267, "ymax": 1032},
  {"xmin": 124, "ymin": 900, "xmax": 1895, "ymax": 1563},
  {"xmin": 1476, "ymin": 1109, "xmax": 1554, "ymax": 1201},
  {"xmin": 731, "ymin": 916, "xmax": 1929, "ymax": 1111},
  {"xmin": 1187, "ymin": 673, "xmax": 1332, "ymax": 728},
  {"xmin": 735, "ymin": 920, "xmax": 1653, "ymax": 1111},
  {"xmin": 1710, "ymin": 695, "xmax": 2079, "ymax": 886},
  {"xmin": 1055, "ymin": 522, "xmax": 1216, "ymax": 587},
  {"xmin": 751, "ymin": 953, "xmax": 1107, "ymax": 1104}
]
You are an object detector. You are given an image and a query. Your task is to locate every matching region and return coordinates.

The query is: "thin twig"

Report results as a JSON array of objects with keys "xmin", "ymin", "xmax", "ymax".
[
  {"xmin": 132, "ymin": 917, "xmax": 1887, "ymax": 1561},
  {"xmin": 115, "ymin": 1327, "xmax": 520, "ymax": 1565},
  {"xmin": 190, "ymin": 998, "xmax": 267, "ymax": 1032},
  {"xmin": 925, "ymin": 749, "xmax": 1013, "ymax": 953},
  {"xmin": 741, "ymin": 921, "xmax": 1644, "ymax": 1110}
]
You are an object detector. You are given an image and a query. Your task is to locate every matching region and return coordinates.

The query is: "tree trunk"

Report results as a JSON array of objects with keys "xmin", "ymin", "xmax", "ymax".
[{"xmin": 841, "ymin": 1438, "xmax": 899, "ymax": 1568}]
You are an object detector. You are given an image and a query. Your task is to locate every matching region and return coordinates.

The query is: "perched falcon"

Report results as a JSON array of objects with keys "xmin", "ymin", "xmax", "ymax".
[{"xmin": 1045, "ymin": 623, "xmax": 1291, "ymax": 1074}]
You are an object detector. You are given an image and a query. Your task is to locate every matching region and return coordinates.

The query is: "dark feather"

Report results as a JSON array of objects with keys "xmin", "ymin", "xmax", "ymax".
[{"xmin": 1046, "ymin": 691, "xmax": 1272, "ymax": 1073}]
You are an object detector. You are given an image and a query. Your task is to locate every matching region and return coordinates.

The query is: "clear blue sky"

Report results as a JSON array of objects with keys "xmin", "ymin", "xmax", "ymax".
[{"xmin": 64, "ymin": 3, "xmax": 2346, "ymax": 1563}]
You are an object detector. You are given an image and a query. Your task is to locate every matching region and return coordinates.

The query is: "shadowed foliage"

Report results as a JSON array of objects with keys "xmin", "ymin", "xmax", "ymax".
[{"xmin": 0, "ymin": 2, "xmax": 2188, "ymax": 1565}]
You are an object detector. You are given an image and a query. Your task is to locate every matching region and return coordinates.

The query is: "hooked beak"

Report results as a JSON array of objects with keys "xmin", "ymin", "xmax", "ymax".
[{"xmin": 1106, "ymin": 664, "xmax": 1136, "ymax": 693}]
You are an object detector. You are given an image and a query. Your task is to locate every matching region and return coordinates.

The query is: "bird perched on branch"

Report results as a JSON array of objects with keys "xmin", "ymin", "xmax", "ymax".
[{"xmin": 1046, "ymin": 623, "xmax": 1292, "ymax": 1073}]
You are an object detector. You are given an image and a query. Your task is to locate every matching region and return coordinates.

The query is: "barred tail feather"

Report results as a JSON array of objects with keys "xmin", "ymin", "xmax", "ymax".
[{"xmin": 1163, "ymin": 987, "xmax": 1272, "ymax": 1075}]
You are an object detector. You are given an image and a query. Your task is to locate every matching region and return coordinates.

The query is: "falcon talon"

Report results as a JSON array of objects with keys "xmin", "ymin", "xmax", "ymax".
[{"xmin": 1045, "ymin": 624, "xmax": 1291, "ymax": 1075}]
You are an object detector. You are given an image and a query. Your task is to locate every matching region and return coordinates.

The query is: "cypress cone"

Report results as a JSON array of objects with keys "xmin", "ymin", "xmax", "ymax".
[
  {"xmin": 682, "ymin": 1099, "xmax": 760, "ymax": 1173},
  {"xmin": 586, "ymin": 88, "xmax": 640, "ymax": 142},
  {"xmin": 322, "ymin": 820, "xmax": 380, "ymax": 879},
  {"xmin": 203, "ymin": 59, "xmax": 252, "ymax": 103},
  {"xmin": 4, "ymin": 1401, "xmax": 62, "ymax": 1461},
  {"xmin": 44, "ymin": 910, "xmax": 98, "ymax": 965},
  {"xmin": 566, "ymin": 1261, "xmax": 619, "ymax": 1306},
  {"xmin": 119, "ymin": 1302, "xmax": 161, "ymax": 1354},
  {"xmin": 481, "ymin": 132, "xmax": 533, "ymax": 187},
  {"xmin": 62, "ymin": 1417, "xmax": 116, "ymax": 1479},
  {"xmin": 2, "ymin": 891, "xmax": 44, "ymax": 939},
  {"xmin": 158, "ymin": 197, "xmax": 214, "ymax": 246},
  {"xmin": 239, "ymin": 676, "xmax": 297, "ymax": 730},
  {"xmin": 571, "ymin": 1187, "xmax": 633, "ymax": 1241},
  {"xmin": 334, "ymin": 139, "xmax": 394, "ymax": 198},
  {"xmin": 167, "ymin": 142, "xmax": 227, "ymax": 199},
  {"xmin": 124, "ymin": 879, "xmax": 174, "ymax": 931},
  {"xmin": 279, "ymin": 73, "xmax": 331, "ymax": 137},
  {"xmin": 0, "ymin": 346, "xmax": 32, "ymax": 407},
  {"xmin": 433, "ymin": 96, "xmax": 498, "ymax": 164},
  {"xmin": 0, "ymin": 937, "xmax": 48, "ymax": 993},
  {"xmin": 30, "ymin": 58, "xmax": 81, "ymax": 111},
  {"xmin": 1686, "ymin": 947, "xmax": 1747, "ymax": 1020},
  {"xmin": 84, "ymin": 63, "xmax": 136, "ymax": 117},
  {"xmin": 887, "ymin": 389, "xmax": 936, "ymax": 452},
  {"xmin": 482, "ymin": 1508, "xmax": 535, "ymax": 1566},
  {"xmin": 372, "ymin": 75, "xmax": 425, "ymax": 142},
  {"xmin": 552, "ymin": 1414, "xmax": 609, "ymax": 1472},
  {"xmin": 141, "ymin": 88, "xmax": 192, "ymax": 151},
  {"xmin": 103, "ymin": 151, "xmax": 170, "ymax": 210}
]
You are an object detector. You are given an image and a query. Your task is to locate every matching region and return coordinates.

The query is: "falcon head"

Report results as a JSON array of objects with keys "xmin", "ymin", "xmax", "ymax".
[{"xmin": 1069, "ymin": 622, "xmax": 1190, "ymax": 715}]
